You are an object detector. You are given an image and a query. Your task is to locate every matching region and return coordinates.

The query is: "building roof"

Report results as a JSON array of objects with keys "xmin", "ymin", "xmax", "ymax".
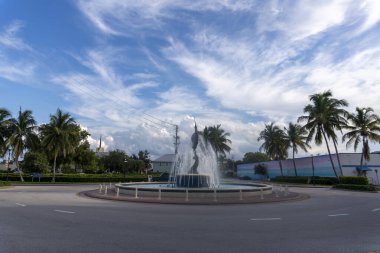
[{"xmin": 153, "ymin": 154, "xmax": 175, "ymax": 163}]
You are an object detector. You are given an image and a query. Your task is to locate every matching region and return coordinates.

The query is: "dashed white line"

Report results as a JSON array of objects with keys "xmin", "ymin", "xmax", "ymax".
[
  {"xmin": 15, "ymin": 203, "xmax": 26, "ymax": 207},
  {"xmin": 54, "ymin": 209, "xmax": 75, "ymax": 214},
  {"xmin": 371, "ymin": 208, "xmax": 380, "ymax": 212},
  {"xmin": 250, "ymin": 218, "xmax": 282, "ymax": 221},
  {"xmin": 328, "ymin": 213, "xmax": 349, "ymax": 217}
]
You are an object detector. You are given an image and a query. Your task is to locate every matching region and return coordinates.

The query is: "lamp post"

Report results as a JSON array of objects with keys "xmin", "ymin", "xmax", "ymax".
[{"xmin": 123, "ymin": 158, "xmax": 128, "ymax": 179}]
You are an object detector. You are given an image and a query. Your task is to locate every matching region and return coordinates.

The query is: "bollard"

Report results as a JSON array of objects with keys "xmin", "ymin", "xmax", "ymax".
[
  {"xmin": 275, "ymin": 187, "xmax": 279, "ymax": 198},
  {"xmin": 185, "ymin": 189, "xmax": 189, "ymax": 202},
  {"xmin": 285, "ymin": 185, "xmax": 289, "ymax": 196},
  {"xmin": 109, "ymin": 182, "xmax": 112, "ymax": 189},
  {"xmin": 260, "ymin": 188, "xmax": 264, "ymax": 200},
  {"xmin": 239, "ymin": 189, "xmax": 243, "ymax": 200},
  {"xmin": 104, "ymin": 186, "xmax": 108, "ymax": 195},
  {"xmin": 99, "ymin": 184, "xmax": 103, "ymax": 193},
  {"xmin": 135, "ymin": 188, "xmax": 139, "ymax": 199},
  {"xmin": 158, "ymin": 188, "xmax": 161, "ymax": 200},
  {"xmin": 116, "ymin": 187, "xmax": 119, "ymax": 198},
  {"xmin": 213, "ymin": 189, "xmax": 217, "ymax": 202}
]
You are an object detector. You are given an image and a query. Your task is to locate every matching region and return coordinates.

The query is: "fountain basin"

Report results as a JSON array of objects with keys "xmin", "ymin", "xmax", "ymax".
[
  {"xmin": 176, "ymin": 174, "xmax": 210, "ymax": 188},
  {"xmin": 115, "ymin": 182, "xmax": 272, "ymax": 200}
]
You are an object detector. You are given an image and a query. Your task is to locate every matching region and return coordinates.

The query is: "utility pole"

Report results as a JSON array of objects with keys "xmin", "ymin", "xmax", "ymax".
[{"xmin": 174, "ymin": 125, "xmax": 180, "ymax": 155}]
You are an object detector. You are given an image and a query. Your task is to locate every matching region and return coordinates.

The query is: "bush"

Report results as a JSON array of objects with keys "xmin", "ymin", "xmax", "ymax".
[
  {"xmin": 339, "ymin": 176, "xmax": 368, "ymax": 185},
  {"xmin": 254, "ymin": 163, "xmax": 268, "ymax": 176},
  {"xmin": 272, "ymin": 176, "xmax": 339, "ymax": 185},
  {"xmin": 333, "ymin": 184, "xmax": 376, "ymax": 192},
  {"xmin": 0, "ymin": 181, "xmax": 11, "ymax": 187}
]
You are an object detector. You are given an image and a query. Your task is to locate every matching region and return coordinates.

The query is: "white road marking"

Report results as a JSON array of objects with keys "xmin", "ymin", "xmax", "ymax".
[
  {"xmin": 371, "ymin": 208, "xmax": 380, "ymax": 212},
  {"xmin": 250, "ymin": 218, "xmax": 282, "ymax": 221},
  {"xmin": 54, "ymin": 209, "xmax": 75, "ymax": 214},
  {"xmin": 15, "ymin": 203, "xmax": 26, "ymax": 207},
  {"xmin": 328, "ymin": 213, "xmax": 349, "ymax": 217}
]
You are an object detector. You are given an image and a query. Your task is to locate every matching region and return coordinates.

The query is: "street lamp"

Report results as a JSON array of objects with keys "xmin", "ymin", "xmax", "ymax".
[{"xmin": 123, "ymin": 158, "xmax": 128, "ymax": 179}]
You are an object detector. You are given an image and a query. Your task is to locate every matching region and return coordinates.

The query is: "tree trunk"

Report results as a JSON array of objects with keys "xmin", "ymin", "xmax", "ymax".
[
  {"xmin": 321, "ymin": 128, "xmax": 339, "ymax": 181},
  {"xmin": 332, "ymin": 140, "xmax": 343, "ymax": 176},
  {"xmin": 292, "ymin": 146, "xmax": 298, "ymax": 176},
  {"xmin": 360, "ymin": 138, "xmax": 365, "ymax": 177},
  {"xmin": 15, "ymin": 157, "xmax": 24, "ymax": 182},
  {"xmin": 52, "ymin": 152, "xmax": 57, "ymax": 183},
  {"xmin": 279, "ymin": 160, "xmax": 284, "ymax": 176},
  {"xmin": 311, "ymin": 155, "xmax": 315, "ymax": 178}
]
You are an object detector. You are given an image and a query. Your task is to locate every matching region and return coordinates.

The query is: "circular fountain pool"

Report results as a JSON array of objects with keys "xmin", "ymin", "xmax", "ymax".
[{"xmin": 115, "ymin": 182, "xmax": 272, "ymax": 201}]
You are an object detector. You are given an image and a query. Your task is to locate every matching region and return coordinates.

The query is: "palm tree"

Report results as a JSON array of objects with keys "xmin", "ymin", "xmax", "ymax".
[
  {"xmin": 7, "ymin": 109, "xmax": 39, "ymax": 182},
  {"xmin": 203, "ymin": 124, "xmax": 232, "ymax": 158},
  {"xmin": 257, "ymin": 123, "xmax": 288, "ymax": 176},
  {"xmin": 298, "ymin": 90, "xmax": 348, "ymax": 180},
  {"xmin": 284, "ymin": 123, "xmax": 310, "ymax": 176},
  {"xmin": 0, "ymin": 108, "xmax": 12, "ymax": 157},
  {"xmin": 342, "ymin": 107, "xmax": 380, "ymax": 176},
  {"xmin": 40, "ymin": 109, "xmax": 78, "ymax": 182}
]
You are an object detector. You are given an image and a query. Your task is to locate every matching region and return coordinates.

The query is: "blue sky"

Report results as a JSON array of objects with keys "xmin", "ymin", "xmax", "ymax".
[{"xmin": 1, "ymin": 0, "xmax": 380, "ymax": 159}]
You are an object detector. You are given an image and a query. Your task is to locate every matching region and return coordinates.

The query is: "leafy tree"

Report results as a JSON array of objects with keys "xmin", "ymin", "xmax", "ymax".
[
  {"xmin": 203, "ymin": 124, "xmax": 232, "ymax": 158},
  {"xmin": 73, "ymin": 141, "xmax": 97, "ymax": 173},
  {"xmin": 7, "ymin": 109, "xmax": 39, "ymax": 182},
  {"xmin": 40, "ymin": 109, "xmax": 79, "ymax": 182},
  {"xmin": 0, "ymin": 108, "xmax": 12, "ymax": 157},
  {"xmin": 22, "ymin": 151, "xmax": 49, "ymax": 173},
  {"xmin": 342, "ymin": 107, "xmax": 380, "ymax": 176},
  {"xmin": 138, "ymin": 150, "xmax": 151, "ymax": 172},
  {"xmin": 242, "ymin": 152, "xmax": 270, "ymax": 163},
  {"xmin": 257, "ymin": 122, "xmax": 287, "ymax": 176},
  {"xmin": 254, "ymin": 163, "xmax": 268, "ymax": 177},
  {"xmin": 298, "ymin": 91, "xmax": 348, "ymax": 180},
  {"xmin": 284, "ymin": 123, "xmax": 310, "ymax": 176},
  {"xmin": 100, "ymin": 149, "xmax": 128, "ymax": 173}
]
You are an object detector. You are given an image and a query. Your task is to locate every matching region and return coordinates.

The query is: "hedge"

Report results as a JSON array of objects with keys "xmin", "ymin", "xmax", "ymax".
[
  {"xmin": 0, "ymin": 181, "xmax": 11, "ymax": 187},
  {"xmin": 339, "ymin": 176, "xmax": 368, "ymax": 185},
  {"xmin": 272, "ymin": 176, "xmax": 339, "ymax": 185},
  {"xmin": 333, "ymin": 184, "xmax": 377, "ymax": 192},
  {"xmin": 0, "ymin": 175, "xmax": 149, "ymax": 183}
]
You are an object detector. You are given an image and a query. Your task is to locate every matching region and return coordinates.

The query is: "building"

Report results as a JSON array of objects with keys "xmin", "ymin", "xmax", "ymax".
[
  {"xmin": 237, "ymin": 153, "xmax": 380, "ymax": 185},
  {"xmin": 152, "ymin": 154, "xmax": 175, "ymax": 173}
]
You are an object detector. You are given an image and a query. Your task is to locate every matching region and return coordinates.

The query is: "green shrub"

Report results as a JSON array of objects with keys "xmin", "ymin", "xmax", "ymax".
[
  {"xmin": 0, "ymin": 181, "xmax": 11, "ymax": 187},
  {"xmin": 339, "ymin": 176, "xmax": 368, "ymax": 185},
  {"xmin": 272, "ymin": 176, "xmax": 338, "ymax": 185},
  {"xmin": 333, "ymin": 184, "xmax": 376, "ymax": 192}
]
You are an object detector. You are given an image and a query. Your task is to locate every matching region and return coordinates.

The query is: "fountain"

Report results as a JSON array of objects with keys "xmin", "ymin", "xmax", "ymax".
[{"xmin": 114, "ymin": 123, "xmax": 273, "ymax": 203}]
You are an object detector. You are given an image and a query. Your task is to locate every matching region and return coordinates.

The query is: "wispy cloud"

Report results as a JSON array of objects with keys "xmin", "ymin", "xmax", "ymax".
[{"xmin": 0, "ymin": 20, "xmax": 32, "ymax": 51}]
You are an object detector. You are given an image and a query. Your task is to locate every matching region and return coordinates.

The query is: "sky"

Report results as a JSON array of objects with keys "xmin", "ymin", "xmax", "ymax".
[{"xmin": 1, "ymin": 0, "xmax": 380, "ymax": 160}]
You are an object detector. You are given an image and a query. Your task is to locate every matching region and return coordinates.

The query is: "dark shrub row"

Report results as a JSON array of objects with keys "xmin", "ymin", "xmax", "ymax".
[
  {"xmin": 0, "ymin": 175, "xmax": 149, "ymax": 183},
  {"xmin": 339, "ymin": 176, "xmax": 368, "ymax": 185},
  {"xmin": 0, "ymin": 181, "xmax": 11, "ymax": 186},
  {"xmin": 333, "ymin": 184, "xmax": 376, "ymax": 192},
  {"xmin": 272, "ymin": 176, "xmax": 339, "ymax": 185}
]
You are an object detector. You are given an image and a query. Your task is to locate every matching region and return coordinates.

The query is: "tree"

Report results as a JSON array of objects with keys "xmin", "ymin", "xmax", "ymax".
[
  {"xmin": 138, "ymin": 150, "xmax": 151, "ymax": 173},
  {"xmin": 100, "ymin": 149, "xmax": 127, "ymax": 173},
  {"xmin": 73, "ymin": 141, "xmax": 97, "ymax": 173},
  {"xmin": 22, "ymin": 151, "xmax": 49, "ymax": 174},
  {"xmin": 0, "ymin": 108, "xmax": 12, "ymax": 157},
  {"xmin": 203, "ymin": 124, "xmax": 232, "ymax": 158},
  {"xmin": 284, "ymin": 123, "xmax": 310, "ymax": 176},
  {"xmin": 298, "ymin": 90, "xmax": 348, "ymax": 180},
  {"xmin": 342, "ymin": 107, "xmax": 380, "ymax": 176},
  {"xmin": 40, "ymin": 109, "xmax": 78, "ymax": 182},
  {"xmin": 257, "ymin": 122, "xmax": 287, "ymax": 176},
  {"xmin": 242, "ymin": 152, "xmax": 270, "ymax": 163},
  {"xmin": 254, "ymin": 163, "xmax": 268, "ymax": 178},
  {"xmin": 7, "ymin": 109, "xmax": 39, "ymax": 182}
]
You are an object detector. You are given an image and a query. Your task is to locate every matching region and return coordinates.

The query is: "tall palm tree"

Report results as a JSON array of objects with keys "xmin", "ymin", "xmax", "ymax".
[
  {"xmin": 258, "ymin": 122, "xmax": 288, "ymax": 176},
  {"xmin": 7, "ymin": 109, "xmax": 39, "ymax": 182},
  {"xmin": 342, "ymin": 107, "xmax": 380, "ymax": 176},
  {"xmin": 284, "ymin": 123, "xmax": 310, "ymax": 176},
  {"xmin": 203, "ymin": 124, "xmax": 232, "ymax": 158},
  {"xmin": 298, "ymin": 90, "xmax": 348, "ymax": 180},
  {"xmin": 0, "ymin": 108, "xmax": 12, "ymax": 157},
  {"xmin": 40, "ymin": 109, "xmax": 78, "ymax": 182}
]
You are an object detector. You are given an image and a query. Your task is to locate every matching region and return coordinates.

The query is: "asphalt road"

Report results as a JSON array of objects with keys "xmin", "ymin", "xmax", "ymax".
[{"xmin": 1, "ymin": 185, "xmax": 380, "ymax": 253}]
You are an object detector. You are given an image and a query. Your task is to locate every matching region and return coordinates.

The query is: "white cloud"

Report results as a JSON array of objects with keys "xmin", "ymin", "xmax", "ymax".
[{"xmin": 0, "ymin": 20, "xmax": 32, "ymax": 51}]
